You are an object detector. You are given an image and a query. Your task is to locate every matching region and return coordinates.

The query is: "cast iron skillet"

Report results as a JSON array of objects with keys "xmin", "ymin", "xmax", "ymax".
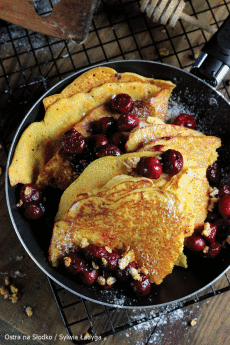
[{"xmin": 5, "ymin": 17, "xmax": 230, "ymax": 308}]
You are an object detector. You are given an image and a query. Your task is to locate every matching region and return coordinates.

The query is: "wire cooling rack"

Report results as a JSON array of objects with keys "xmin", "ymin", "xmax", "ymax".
[{"xmin": 1, "ymin": 0, "xmax": 230, "ymax": 343}]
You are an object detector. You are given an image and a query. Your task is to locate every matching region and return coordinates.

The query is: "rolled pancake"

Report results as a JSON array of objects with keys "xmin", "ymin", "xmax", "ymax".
[
  {"xmin": 9, "ymin": 82, "xmax": 165, "ymax": 186},
  {"xmin": 125, "ymin": 123, "xmax": 205, "ymax": 152},
  {"xmin": 49, "ymin": 177, "xmax": 195, "ymax": 285},
  {"xmin": 43, "ymin": 66, "xmax": 175, "ymax": 110}
]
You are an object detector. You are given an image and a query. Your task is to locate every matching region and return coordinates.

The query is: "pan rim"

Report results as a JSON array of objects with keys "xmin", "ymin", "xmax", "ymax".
[{"xmin": 5, "ymin": 59, "xmax": 230, "ymax": 309}]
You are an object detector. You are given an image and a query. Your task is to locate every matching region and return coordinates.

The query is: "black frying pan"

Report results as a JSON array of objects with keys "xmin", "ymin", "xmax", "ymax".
[{"xmin": 5, "ymin": 16, "xmax": 230, "ymax": 308}]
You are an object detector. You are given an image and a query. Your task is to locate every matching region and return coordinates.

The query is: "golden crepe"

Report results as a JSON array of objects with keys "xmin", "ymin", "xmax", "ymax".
[
  {"xmin": 9, "ymin": 80, "xmax": 175, "ymax": 187},
  {"xmin": 49, "ymin": 176, "xmax": 196, "ymax": 285},
  {"xmin": 43, "ymin": 66, "xmax": 175, "ymax": 110}
]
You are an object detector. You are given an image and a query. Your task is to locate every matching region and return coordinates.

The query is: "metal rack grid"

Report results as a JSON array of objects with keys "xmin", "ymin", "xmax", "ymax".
[{"xmin": 1, "ymin": 0, "xmax": 230, "ymax": 343}]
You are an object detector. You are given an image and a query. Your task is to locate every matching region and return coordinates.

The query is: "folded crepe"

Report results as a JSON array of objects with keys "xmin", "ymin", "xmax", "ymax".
[
  {"xmin": 43, "ymin": 66, "xmax": 175, "ymax": 110},
  {"xmin": 49, "ymin": 176, "xmax": 196, "ymax": 285},
  {"xmin": 9, "ymin": 81, "xmax": 174, "ymax": 187}
]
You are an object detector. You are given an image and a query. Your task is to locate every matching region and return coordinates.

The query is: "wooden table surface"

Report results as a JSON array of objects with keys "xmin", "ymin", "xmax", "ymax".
[{"xmin": 1, "ymin": 1, "xmax": 230, "ymax": 344}]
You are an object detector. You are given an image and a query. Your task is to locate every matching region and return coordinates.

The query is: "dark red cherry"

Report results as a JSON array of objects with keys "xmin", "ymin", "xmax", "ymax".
[
  {"xmin": 218, "ymin": 183, "xmax": 230, "ymax": 198},
  {"xmin": 218, "ymin": 194, "xmax": 230, "ymax": 218},
  {"xmin": 202, "ymin": 223, "xmax": 217, "ymax": 244},
  {"xmin": 20, "ymin": 184, "xmax": 42, "ymax": 204},
  {"xmin": 185, "ymin": 234, "xmax": 206, "ymax": 252},
  {"xmin": 96, "ymin": 144, "xmax": 122, "ymax": 158},
  {"xmin": 25, "ymin": 202, "xmax": 45, "ymax": 220},
  {"xmin": 130, "ymin": 274, "xmax": 151, "ymax": 297},
  {"xmin": 84, "ymin": 245, "xmax": 108, "ymax": 262},
  {"xmin": 116, "ymin": 262, "xmax": 137, "ymax": 281},
  {"xmin": 204, "ymin": 242, "xmax": 221, "ymax": 259},
  {"xmin": 161, "ymin": 149, "xmax": 183, "ymax": 175},
  {"xmin": 117, "ymin": 113, "xmax": 140, "ymax": 132},
  {"xmin": 214, "ymin": 218, "xmax": 230, "ymax": 242},
  {"xmin": 137, "ymin": 157, "xmax": 162, "ymax": 179},
  {"xmin": 102, "ymin": 252, "xmax": 120, "ymax": 271},
  {"xmin": 111, "ymin": 93, "xmax": 133, "ymax": 113},
  {"xmin": 89, "ymin": 134, "xmax": 109, "ymax": 152},
  {"xmin": 64, "ymin": 253, "xmax": 85, "ymax": 274},
  {"xmin": 173, "ymin": 113, "xmax": 196, "ymax": 129},
  {"xmin": 206, "ymin": 161, "xmax": 220, "ymax": 185},
  {"xmin": 111, "ymin": 132, "xmax": 128, "ymax": 151},
  {"xmin": 80, "ymin": 265, "xmax": 98, "ymax": 285},
  {"xmin": 90, "ymin": 117, "xmax": 116, "ymax": 135},
  {"xmin": 61, "ymin": 128, "xmax": 85, "ymax": 155}
]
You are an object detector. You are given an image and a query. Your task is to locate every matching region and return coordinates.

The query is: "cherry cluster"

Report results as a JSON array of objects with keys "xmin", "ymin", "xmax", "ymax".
[
  {"xmin": 61, "ymin": 94, "xmax": 140, "ymax": 175},
  {"xmin": 19, "ymin": 184, "xmax": 45, "ymax": 220},
  {"xmin": 185, "ymin": 176, "xmax": 230, "ymax": 259},
  {"xmin": 64, "ymin": 244, "xmax": 151, "ymax": 297}
]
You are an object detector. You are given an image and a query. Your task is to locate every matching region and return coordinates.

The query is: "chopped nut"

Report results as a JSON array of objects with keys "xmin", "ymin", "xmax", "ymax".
[
  {"xmin": 24, "ymin": 186, "xmax": 32, "ymax": 195},
  {"xmin": 92, "ymin": 261, "xmax": 99, "ymax": 270},
  {"xmin": 0, "ymin": 286, "xmax": 9, "ymax": 299},
  {"xmin": 9, "ymin": 292, "xmax": 21, "ymax": 303},
  {"xmin": 80, "ymin": 238, "xmax": 89, "ymax": 248},
  {"xmin": 203, "ymin": 246, "xmax": 209, "ymax": 254},
  {"xmin": 118, "ymin": 250, "xmax": 135, "ymax": 270},
  {"xmin": 123, "ymin": 157, "xmax": 140, "ymax": 173},
  {"xmin": 211, "ymin": 197, "xmax": 219, "ymax": 204},
  {"xmin": 105, "ymin": 246, "xmax": 112, "ymax": 253},
  {"xmin": 190, "ymin": 319, "xmax": 197, "ymax": 326},
  {"xmin": 97, "ymin": 276, "xmax": 106, "ymax": 286},
  {"xmin": 64, "ymin": 257, "xmax": 71, "ymax": 268},
  {"xmin": 209, "ymin": 187, "xmax": 219, "ymax": 198},
  {"xmin": 129, "ymin": 267, "xmax": 142, "ymax": 281},
  {"xmin": 202, "ymin": 223, "xmax": 212, "ymax": 237},
  {"xmin": 102, "ymin": 257, "xmax": 108, "ymax": 265},
  {"xmin": 16, "ymin": 199, "xmax": 23, "ymax": 207},
  {"xmin": 10, "ymin": 284, "xmax": 18, "ymax": 295},
  {"xmin": 106, "ymin": 277, "xmax": 116, "ymax": 285},
  {"xmin": 25, "ymin": 306, "xmax": 33, "ymax": 317},
  {"xmin": 5, "ymin": 277, "xmax": 10, "ymax": 286},
  {"xmin": 226, "ymin": 235, "xmax": 230, "ymax": 244}
]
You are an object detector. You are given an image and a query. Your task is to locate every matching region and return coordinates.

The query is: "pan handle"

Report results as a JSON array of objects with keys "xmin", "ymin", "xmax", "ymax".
[{"xmin": 190, "ymin": 14, "xmax": 230, "ymax": 87}]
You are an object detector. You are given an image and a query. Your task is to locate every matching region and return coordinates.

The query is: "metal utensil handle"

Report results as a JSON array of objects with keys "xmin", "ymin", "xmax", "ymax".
[{"xmin": 191, "ymin": 15, "xmax": 230, "ymax": 87}]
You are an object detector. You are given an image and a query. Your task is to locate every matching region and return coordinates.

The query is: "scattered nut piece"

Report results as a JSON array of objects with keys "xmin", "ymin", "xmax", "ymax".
[
  {"xmin": 190, "ymin": 319, "xmax": 197, "ymax": 326},
  {"xmin": 209, "ymin": 187, "xmax": 219, "ymax": 198},
  {"xmin": 80, "ymin": 238, "xmax": 89, "ymax": 248},
  {"xmin": 25, "ymin": 306, "xmax": 33, "ymax": 317},
  {"xmin": 9, "ymin": 292, "xmax": 21, "ymax": 303},
  {"xmin": 64, "ymin": 257, "xmax": 71, "ymax": 268},
  {"xmin": 16, "ymin": 199, "xmax": 23, "ymax": 207},
  {"xmin": 226, "ymin": 235, "xmax": 230, "ymax": 244},
  {"xmin": 102, "ymin": 257, "xmax": 108, "ymax": 265},
  {"xmin": 97, "ymin": 276, "xmax": 106, "ymax": 286},
  {"xmin": 105, "ymin": 246, "xmax": 112, "ymax": 253},
  {"xmin": 203, "ymin": 246, "xmax": 209, "ymax": 254},
  {"xmin": 24, "ymin": 186, "xmax": 32, "ymax": 195},
  {"xmin": 123, "ymin": 157, "xmax": 140, "ymax": 173},
  {"xmin": 202, "ymin": 223, "xmax": 212, "ymax": 237},
  {"xmin": 129, "ymin": 267, "xmax": 142, "ymax": 281},
  {"xmin": 10, "ymin": 284, "xmax": 18, "ymax": 295},
  {"xmin": 0, "ymin": 286, "xmax": 10, "ymax": 299},
  {"xmin": 208, "ymin": 200, "xmax": 215, "ymax": 212},
  {"xmin": 106, "ymin": 277, "xmax": 116, "ymax": 285},
  {"xmin": 92, "ymin": 261, "xmax": 99, "ymax": 270},
  {"xmin": 118, "ymin": 250, "xmax": 135, "ymax": 270}
]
